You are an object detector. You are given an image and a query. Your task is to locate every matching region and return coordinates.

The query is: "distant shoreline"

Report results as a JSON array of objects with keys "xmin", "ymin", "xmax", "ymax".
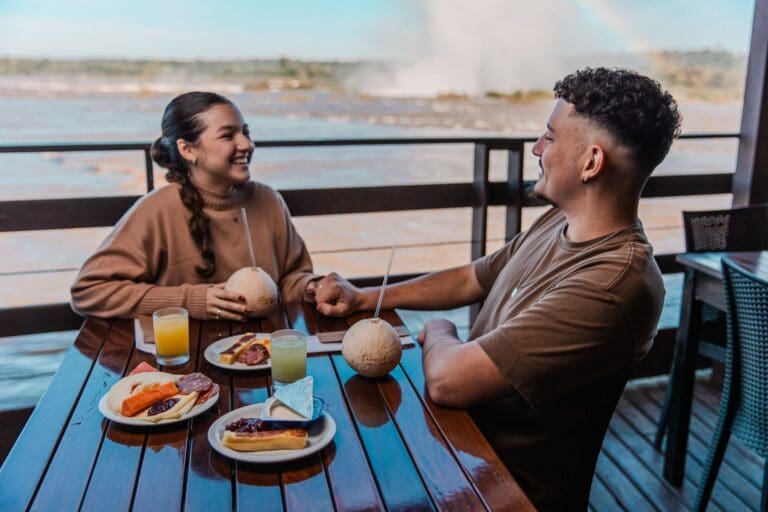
[{"xmin": 0, "ymin": 50, "xmax": 747, "ymax": 102}]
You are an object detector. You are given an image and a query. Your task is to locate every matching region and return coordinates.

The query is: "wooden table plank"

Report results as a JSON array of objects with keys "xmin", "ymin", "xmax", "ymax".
[
  {"xmin": 79, "ymin": 347, "xmax": 155, "ymax": 511},
  {"xmin": 2, "ymin": 304, "xmax": 529, "ymax": 512},
  {"xmin": 341, "ymin": 311, "xmax": 486, "ymax": 510},
  {"xmin": 281, "ymin": 454, "xmax": 334, "ymax": 512},
  {"xmin": 0, "ymin": 318, "xmax": 110, "ymax": 512},
  {"xmin": 332, "ymin": 354, "xmax": 436, "ymax": 511},
  {"xmin": 311, "ymin": 356, "xmax": 385, "ymax": 512},
  {"xmin": 184, "ymin": 320, "xmax": 236, "ymax": 512},
  {"xmin": 377, "ymin": 365, "xmax": 486, "ymax": 510},
  {"xmin": 274, "ymin": 308, "xmax": 335, "ymax": 512},
  {"xmin": 131, "ymin": 320, "xmax": 203, "ymax": 511},
  {"xmin": 229, "ymin": 318, "xmax": 284, "ymax": 512},
  {"xmin": 380, "ymin": 310, "xmax": 534, "ymax": 512},
  {"xmin": 285, "ymin": 302, "xmax": 386, "ymax": 512},
  {"xmin": 30, "ymin": 319, "xmax": 134, "ymax": 512}
]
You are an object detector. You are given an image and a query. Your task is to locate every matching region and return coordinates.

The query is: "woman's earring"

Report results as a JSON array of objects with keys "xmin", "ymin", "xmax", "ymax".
[
  {"xmin": 581, "ymin": 177, "xmax": 588, "ymax": 184},
  {"xmin": 191, "ymin": 158, "xmax": 197, "ymax": 166}
]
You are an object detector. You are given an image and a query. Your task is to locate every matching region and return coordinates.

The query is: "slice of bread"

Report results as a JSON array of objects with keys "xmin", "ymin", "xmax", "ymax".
[{"xmin": 222, "ymin": 428, "xmax": 308, "ymax": 452}]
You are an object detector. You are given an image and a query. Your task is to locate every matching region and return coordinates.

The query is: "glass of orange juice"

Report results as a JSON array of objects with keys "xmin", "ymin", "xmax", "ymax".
[{"xmin": 152, "ymin": 307, "xmax": 190, "ymax": 366}]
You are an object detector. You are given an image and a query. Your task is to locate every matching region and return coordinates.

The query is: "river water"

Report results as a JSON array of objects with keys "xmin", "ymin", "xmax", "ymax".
[{"xmin": 0, "ymin": 85, "xmax": 741, "ymax": 410}]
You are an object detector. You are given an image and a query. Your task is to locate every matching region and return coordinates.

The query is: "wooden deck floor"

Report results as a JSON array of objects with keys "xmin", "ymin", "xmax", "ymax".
[{"xmin": 591, "ymin": 373, "xmax": 765, "ymax": 512}]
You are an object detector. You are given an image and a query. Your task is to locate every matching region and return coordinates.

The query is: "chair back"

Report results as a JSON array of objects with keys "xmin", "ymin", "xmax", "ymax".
[
  {"xmin": 683, "ymin": 205, "xmax": 768, "ymax": 252},
  {"xmin": 721, "ymin": 257, "xmax": 768, "ymax": 457}
]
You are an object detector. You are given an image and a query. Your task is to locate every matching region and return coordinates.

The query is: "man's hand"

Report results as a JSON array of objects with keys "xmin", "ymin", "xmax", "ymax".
[
  {"xmin": 313, "ymin": 272, "xmax": 367, "ymax": 317},
  {"xmin": 418, "ymin": 318, "xmax": 459, "ymax": 345}
]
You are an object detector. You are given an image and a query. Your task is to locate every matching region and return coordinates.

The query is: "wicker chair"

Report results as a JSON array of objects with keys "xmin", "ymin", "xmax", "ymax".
[
  {"xmin": 693, "ymin": 257, "xmax": 768, "ymax": 512},
  {"xmin": 654, "ymin": 205, "xmax": 768, "ymax": 448}
]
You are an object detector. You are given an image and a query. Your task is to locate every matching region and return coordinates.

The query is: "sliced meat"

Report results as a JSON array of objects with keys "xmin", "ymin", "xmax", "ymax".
[
  {"xmin": 177, "ymin": 372, "xmax": 213, "ymax": 394},
  {"xmin": 220, "ymin": 334, "xmax": 256, "ymax": 356},
  {"xmin": 196, "ymin": 383, "xmax": 220, "ymax": 404},
  {"xmin": 236, "ymin": 343, "xmax": 270, "ymax": 366}
]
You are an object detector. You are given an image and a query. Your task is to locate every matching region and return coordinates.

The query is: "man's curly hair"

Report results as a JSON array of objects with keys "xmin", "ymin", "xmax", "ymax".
[{"xmin": 554, "ymin": 67, "xmax": 682, "ymax": 170}]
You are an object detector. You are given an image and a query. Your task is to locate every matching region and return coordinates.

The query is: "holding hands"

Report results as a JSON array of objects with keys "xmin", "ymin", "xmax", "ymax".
[{"xmin": 310, "ymin": 272, "xmax": 368, "ymax": 317}]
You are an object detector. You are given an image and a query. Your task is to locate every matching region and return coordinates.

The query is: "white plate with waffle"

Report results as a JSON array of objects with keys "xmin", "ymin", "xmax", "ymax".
[{"xmin": 207, "ymin": 403, "xmax": 336, "ymax": 463}]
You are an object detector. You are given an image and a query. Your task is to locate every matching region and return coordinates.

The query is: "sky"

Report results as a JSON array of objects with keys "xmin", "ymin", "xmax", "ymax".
[{"xmin": 0, "ymin": 0, "xmax": 756, "ymax": 61}]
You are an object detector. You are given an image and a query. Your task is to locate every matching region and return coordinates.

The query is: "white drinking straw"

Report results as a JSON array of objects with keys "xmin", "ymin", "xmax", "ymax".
[
  {"xmin": 374, "ymin": 245, "xmax": 397, "ymax": 319},
  {"xmin": 240, "ymin": 207, "xmax": 257, "ymax": 267}
]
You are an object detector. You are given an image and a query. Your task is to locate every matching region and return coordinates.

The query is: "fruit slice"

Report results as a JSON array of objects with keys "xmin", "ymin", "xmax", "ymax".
[{"xmin": 107, "ymin": 372, "xmax": 178, "ymax": 412}]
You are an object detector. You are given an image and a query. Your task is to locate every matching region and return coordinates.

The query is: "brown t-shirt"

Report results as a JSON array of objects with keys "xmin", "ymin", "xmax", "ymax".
[
  {"xmin": 71, "ymin": 180, "xmax": 318, "ymax": 320},
  {"xmin": 470, "ymin": 207, "xmax": 664, "ymax": 511}
]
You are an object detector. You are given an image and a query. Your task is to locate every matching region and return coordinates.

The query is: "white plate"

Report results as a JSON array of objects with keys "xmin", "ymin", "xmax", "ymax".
[
  {"xmin": 204, "ymin": 333, "xmax": 272, "ymax": 371},
  {"xmin": 98, "ymin": 389, "xmax": 219, "ymax": 426},
  {"xmin": 208, "ymin": 403, "xmax": 336, "ymax": 463}
]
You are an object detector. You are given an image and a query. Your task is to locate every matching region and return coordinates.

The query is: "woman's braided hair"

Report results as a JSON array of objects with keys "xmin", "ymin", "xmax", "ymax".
[{"xmin": 150, "ymin": 91, "xmax": 233, "ymax": 278}]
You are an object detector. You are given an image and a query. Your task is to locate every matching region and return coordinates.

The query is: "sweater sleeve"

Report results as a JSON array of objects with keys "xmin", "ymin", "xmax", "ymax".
[
  {"xmin": 273, "ymin": 193, "xmax": 321, "ymax": 303},
  {"xmin": 70, "ymin": 207, "xmax": 210, "ymax": 320}
]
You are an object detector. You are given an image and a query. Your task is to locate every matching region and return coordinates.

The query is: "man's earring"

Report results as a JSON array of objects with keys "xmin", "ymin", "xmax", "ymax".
[{"xmin": 581, "ymin": 177, "xmax": 588, "ymax": 184}]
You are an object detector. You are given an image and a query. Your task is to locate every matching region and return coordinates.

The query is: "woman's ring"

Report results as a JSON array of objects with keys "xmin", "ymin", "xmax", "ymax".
[{"xmin": 215, "ymin": 307, "xmax": 221, "ymax": 319}]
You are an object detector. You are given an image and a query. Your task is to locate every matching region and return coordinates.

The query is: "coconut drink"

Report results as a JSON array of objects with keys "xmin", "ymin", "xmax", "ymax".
[
  {"xmin": 342, "ymin": 318, "xmax": 403, "ymax": 378},
  {"xmin": 225, "ymin": 267, "xmax": 279, "ymax": 317}
]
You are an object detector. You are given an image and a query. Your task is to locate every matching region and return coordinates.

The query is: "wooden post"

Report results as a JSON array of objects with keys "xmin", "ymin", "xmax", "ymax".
[{"xmin": 733, "ymin": 0, "xmax": 768, "ymax": 206}]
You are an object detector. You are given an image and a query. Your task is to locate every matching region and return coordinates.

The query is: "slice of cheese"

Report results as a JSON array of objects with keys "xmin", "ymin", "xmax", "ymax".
[{"xmin": 136, "ymin": 391, "xmax": 199, "ymax": 422}]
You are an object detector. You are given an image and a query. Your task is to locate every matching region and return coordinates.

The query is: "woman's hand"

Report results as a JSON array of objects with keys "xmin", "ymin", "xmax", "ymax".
[{"xmin": 206, "ymin": 283, "xmax": 250, "ymax": 321}]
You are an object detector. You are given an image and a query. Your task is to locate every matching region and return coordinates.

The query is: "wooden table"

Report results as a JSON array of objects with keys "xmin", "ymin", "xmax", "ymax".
[
  {"xmin": 663, "ymin": 251, "xmax": 768, "ymax": 485},
  {"xmin": 0, "ymin": 303, "xmax": 534, "ymax": 512}
]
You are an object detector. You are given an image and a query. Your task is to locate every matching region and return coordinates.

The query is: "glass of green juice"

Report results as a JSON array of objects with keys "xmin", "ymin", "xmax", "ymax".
[{"xmin": 270, "ymin": 329, "xmax": 308, "ymax": 389}]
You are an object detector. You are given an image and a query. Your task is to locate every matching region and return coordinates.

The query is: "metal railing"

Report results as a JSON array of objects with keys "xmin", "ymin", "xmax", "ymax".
[{"xmin": 0, "ymin": 133, "xmax": 740, "ymax": 336}]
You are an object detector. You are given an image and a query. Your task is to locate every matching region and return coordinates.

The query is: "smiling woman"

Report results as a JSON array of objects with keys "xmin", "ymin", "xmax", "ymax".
[{"xmin": 70, "ymin": 91, "xmax": 323, "ymax": 322}]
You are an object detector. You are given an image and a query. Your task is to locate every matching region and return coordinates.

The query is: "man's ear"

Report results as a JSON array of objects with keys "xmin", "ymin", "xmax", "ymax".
[
  {"xmin": 580, "ymin": 145, "xmax": 606, "ymax": 183},
  {"xmin": 176, "ymin": 138, "xmax": 198, "ymax": 164}
]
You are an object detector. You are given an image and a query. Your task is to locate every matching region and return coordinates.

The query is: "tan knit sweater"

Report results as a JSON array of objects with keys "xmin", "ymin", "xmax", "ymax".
[{"xmin": 71, "ymin": 180, "xmax": 318, "ymax": 320}]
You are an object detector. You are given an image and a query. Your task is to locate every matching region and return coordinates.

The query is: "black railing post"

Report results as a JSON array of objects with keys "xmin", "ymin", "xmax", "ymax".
[
  {"xmin": 143, "ymin": 146, "xmax": 154, "ymax": 192},
  {"xmin": 505, "ymin": 143, "xmax": 524, "ymax": 242},
  {"xmin": 471, "ymin": 143, "xmax": 490, "ymax": 261},
  {"xmin": 470, "ymin": 143, "xmax": 490, "ymax": 323}
]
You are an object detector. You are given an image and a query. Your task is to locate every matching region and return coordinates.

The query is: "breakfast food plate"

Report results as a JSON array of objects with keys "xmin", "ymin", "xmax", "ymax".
[
  {"xmin": 98, "ymin": 366, "xmax": 220, "ymax": 426},
  {"xmin": 204, "ymin": 333, "xmax": 272, "ymax": 371},
  {"xmin": 207, "ymin": 403, "xmax": 336, "ymax": 463}
]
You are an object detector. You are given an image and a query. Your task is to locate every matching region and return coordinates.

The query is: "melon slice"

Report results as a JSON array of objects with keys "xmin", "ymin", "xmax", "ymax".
[{"xmin": 107, "ymin": 372, "xmax": 178, "ymax": 413}]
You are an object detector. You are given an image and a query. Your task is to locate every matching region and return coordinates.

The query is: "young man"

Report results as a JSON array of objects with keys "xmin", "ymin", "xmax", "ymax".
[{"xmin": 314, "ymin": 67, "xmax": 681, "ymax": 511}]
